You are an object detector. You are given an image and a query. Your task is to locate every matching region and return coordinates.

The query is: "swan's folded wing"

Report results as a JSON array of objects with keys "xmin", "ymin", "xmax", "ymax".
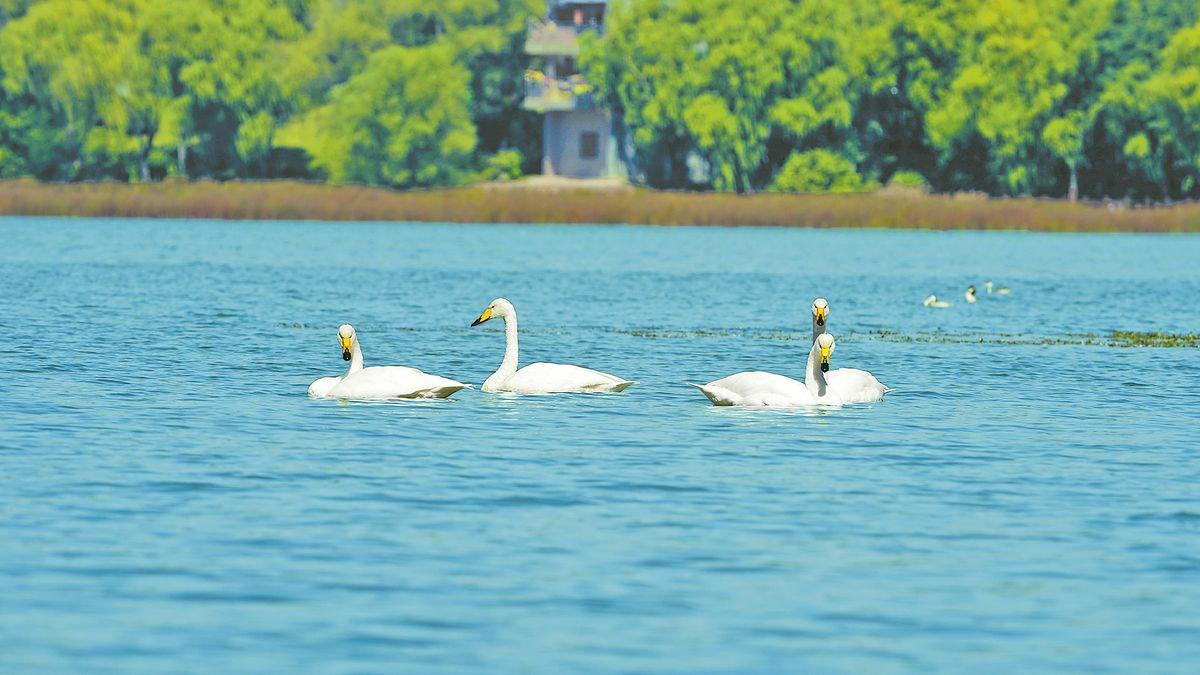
[
  {"xmin": 308, "ymin": 376, "xmax": 342, "ymax": 397},
  {"xmin": 691, "ymin": 382, "xmax": 742, "ymax": 406},
  {"xmin": 407, "ymin": 374, "xmax": 468, "ymax": 399},
  {"xmin": 697, "ymin": 371, "xmax": 813, "ymax": 406},
  {"xmin": 825, "ymin": 368, "xmax": 887, "ymax": 403},
  {"xmin": 506, "ymin": 362, "xmax": 633, "ymax": 393},
  {"xmin": 327, "ymin": 366, "xmax": 465, "ymax": 399}
]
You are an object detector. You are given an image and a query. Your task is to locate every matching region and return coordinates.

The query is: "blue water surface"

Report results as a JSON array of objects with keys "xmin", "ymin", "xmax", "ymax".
[{"xmin": 1, "ymin": 217, "xmax": 1198, "ymax": 673}]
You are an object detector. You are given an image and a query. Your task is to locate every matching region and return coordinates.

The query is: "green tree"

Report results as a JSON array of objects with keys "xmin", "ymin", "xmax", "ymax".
[
  {"xmin": 587, "ymin": 0, "xmax": 879, "ymax": 192},
  {"xmin": 1042, "ymin": 112, "xmax": 1085, "ymax": 200},
  {"xmin": 285, "ymin": 44, "xmax": 476, "ymax": 187},
  {"xmin": 1138, "ymin": 22, "xmax": 1200, "ymax": 198},
  {"xmin": 278, "ymin": 0, "xmax": 538, "ymax": 182},
  {"xmin": 769, "ymin": 149, "xmax": 869, "ymax": 193},
  {"xmin": 0, "ymin": 0, "xmax": 135, "ymax": 179},
  {"xmin": 924, "ymin": 0, "xmax": 1112, "ymax": 196}
]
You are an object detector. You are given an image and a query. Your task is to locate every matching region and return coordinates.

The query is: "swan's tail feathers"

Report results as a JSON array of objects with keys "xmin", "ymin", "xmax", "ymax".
[
  {"xmin": 431, "ymin": 384, "xmax": 467, "ymax": 398},
  {"xmin": 689, "ymin": 382, "xmax": 733, "ymax": 406},
  {"xmin": 405, "ymin": 383, "xmax": 467, "ymax": 399},
  {"xmin": 609, "ymin": 380, "xmax": 637, "ymax": 392}
]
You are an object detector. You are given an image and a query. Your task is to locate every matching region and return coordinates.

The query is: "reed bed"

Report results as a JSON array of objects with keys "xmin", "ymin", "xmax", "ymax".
[{"xmin": 2, "ymin": 179, "xmax": 1198, "ymax": 232}]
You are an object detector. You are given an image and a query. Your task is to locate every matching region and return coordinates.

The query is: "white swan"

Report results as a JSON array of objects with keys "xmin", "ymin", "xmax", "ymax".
[
  {"xmin": 470, "ymin": 298, "xmax": 635, "ymax": 393},
  {"xmin": 985, "ymin": 281, "xmax": 1011, "ymax": 295},
  {"xmin": 694, "ymin": 333, "xmax": 884, "ymax": 406},
  {"xmin": 308, "ymin": 324, "xmax": 466, "ymax": 400},
  {"xmin": 808, "ymin": 298, "xmax": 889, "ymax": 402},
  {"xmin": 923, "ymin": 294, "xmax": 950, "ymax": 308},
  {"xmin": 811, "ymin": 297, "xmax": 828, "ymax": 343},
  {"xmin": 965, "ymin": 285, "xmax": 978, "ymax": 303}
]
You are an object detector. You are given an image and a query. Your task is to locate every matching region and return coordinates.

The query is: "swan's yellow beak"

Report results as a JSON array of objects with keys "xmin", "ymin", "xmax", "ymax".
[
  {"xmin": 471, "ymin": 307, "xmax": 493, "ymax": 327},
  {"xmin": 340, "ymin": 335, "xmax": 353, "ymax": 361},
  {"xmin": 814, "ymin": 306, "xmax": 826, "ymax": 327},
  {"xmin": 819, "ymin": 345, "xmax": 831, "ymax": 372}
]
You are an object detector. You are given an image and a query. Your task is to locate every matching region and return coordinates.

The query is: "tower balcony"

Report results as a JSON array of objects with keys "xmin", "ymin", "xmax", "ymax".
[
  {"xmin": 525, "ymin": 17, "xmax": 599, "ymax": 56},
  {"xmin": 523, "ymin": 71, "xmax": 598, "ymax": 112}
]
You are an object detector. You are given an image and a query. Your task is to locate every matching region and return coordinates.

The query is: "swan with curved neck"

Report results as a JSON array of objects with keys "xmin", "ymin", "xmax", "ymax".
[
  {"xmin": 806, "ymin": 298, "xmax": 888, "ymax": 403},
  {"xmin": 693, "ymin": 333, "xmax": 855, "ymax": 406},
  {"xmin": 308, "ymin": 324, "xmax": 466, "ymax": 399},
  {"xmin": 471, "ymin": 298, "xmax": 635, "ymax": 393}
]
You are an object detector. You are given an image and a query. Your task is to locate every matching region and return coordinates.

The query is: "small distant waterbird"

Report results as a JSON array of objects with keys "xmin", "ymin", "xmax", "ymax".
[
  {"xmin": 923, "ymin": 294, "xmax": 950, "ymax": 308},
  {"xmin": 965, "ymin": 285, "xmax": 978, "ymax": 303},
  {"xmin": 984, "ymin": 281, "xmax": 1011, "ymax": 295}
]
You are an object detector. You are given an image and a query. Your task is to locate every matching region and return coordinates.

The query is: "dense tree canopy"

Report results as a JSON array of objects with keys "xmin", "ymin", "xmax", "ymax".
[
  {"xmin": 588, "ymin": 0, "xmax": 1200, "ymax": 199},
  {"xmin": 0, "ymin": 0, "xmax": 540, "ymax": 186},
  {"xmin": 1, "ymin": 0, "xmax": 1198, "ymax": 199}
]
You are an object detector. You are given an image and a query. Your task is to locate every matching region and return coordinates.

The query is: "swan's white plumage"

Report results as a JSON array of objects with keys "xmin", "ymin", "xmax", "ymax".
[
  {"xmin": 923, "ymin": 294, "xmax": 950, "ymax": 308},
  {"xmin": 810, "ymin": 300, "xmax": 887, "ymax": 403},
  {"xmin": 309, "ymin": 324, "xmax": 466, "ymax": 400},
  {"xmin": 825, "ymin": 367, "xmax": 887, "ymax": 403},
  {"xmin": 308, "ymin": 376, "xmax": 342, "ymax": 397},
  {"xmin": 695, "ymin": 300, "xmax": 887, "ymax": 407},
  {"xmin": 696, "ymin": 333, "xmax": 883, "ymax": 407},
  {"xmin": 693, "ymin": 371, "xmax": 814, "ymax": 407},
  {"xmin": 499, "ymin": 362, "xmax": 634, "ymax": 394},
  {"xmin": 472, "ymin": 298, "xmax": 634, "ymax": 394},
  {"xmin": 328, "ymin": 366, "xmax": 466, "ymax": 400}
]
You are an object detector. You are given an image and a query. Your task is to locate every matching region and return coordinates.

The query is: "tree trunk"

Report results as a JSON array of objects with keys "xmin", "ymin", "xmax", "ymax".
[
  {"xmin": 1067, "ymin": 162, "xmax": 1078, "ymax": 202},
  {"xmin": 177, "ymin": 142, "xmax": 188, "ymax": 177},
  {"xmin": 139, "ymin": 129, "xmax": 156, "ymax": 183}
]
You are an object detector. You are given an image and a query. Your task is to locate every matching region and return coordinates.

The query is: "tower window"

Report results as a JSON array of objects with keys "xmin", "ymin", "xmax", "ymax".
[{"xmin": 580, "ymin": 131, "xmax": 599, "ymax": 160}]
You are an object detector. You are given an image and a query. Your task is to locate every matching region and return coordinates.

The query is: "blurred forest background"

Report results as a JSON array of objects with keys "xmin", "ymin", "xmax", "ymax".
[{"xmin": 1, "ymin": 0, "xmax": 1199, "ymax": 201}]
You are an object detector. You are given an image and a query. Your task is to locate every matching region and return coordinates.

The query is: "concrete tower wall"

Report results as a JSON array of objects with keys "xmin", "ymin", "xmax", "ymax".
[{"xmin": 542, "ymin": 109, "xmax": 614, "ymax": 178}]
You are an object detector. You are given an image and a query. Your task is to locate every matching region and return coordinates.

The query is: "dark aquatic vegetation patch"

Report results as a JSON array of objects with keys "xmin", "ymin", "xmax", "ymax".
[
  {"xmin": 623, "ymin": 327, "xmax": 804, "ymax": 341},
  {"xmin": 869, "ymin": 329, "xmax": 1107, "ymax": 347},
  {"xmin": 871, "ymin": 329, "xmax": 1198, "ymax": 348},
  {"xmin": 1109, "ymin": 331, "xmax": 1200, "ymax": 348},
  {"xmin": 621, "ymin": 327, "xmax": 1198, "ymax": 348}
]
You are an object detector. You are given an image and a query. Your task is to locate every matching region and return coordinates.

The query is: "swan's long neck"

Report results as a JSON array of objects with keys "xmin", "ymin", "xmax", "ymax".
[
  {"xmin": 812, "ymin": 316, "xmax": 825, "ymax": 345},
  {"xmin": 805, "ymin": 341, "xmax": 829, "ymax": 398},
  {"xmin": 346, "ymin": 337, "xmax": 364, "ymax": 376},
  {"xmin": 485, "ymin": 311, "xmax": 519, "ymax": 388}
]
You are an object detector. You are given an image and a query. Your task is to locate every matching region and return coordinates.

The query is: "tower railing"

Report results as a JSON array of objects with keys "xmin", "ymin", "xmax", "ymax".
[
  {"xmin": 525, "ymin": 17, "xmax": 602, "ymax": 56},
  {"xmin": 523, "ymin": 71, "xmax": 597, "ymax": 111}
]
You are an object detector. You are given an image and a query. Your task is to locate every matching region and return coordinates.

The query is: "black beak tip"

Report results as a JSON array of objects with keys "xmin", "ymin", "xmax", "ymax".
[
  {"xmin": 816, "ymin": 317, "xmax": 824, "ymax": 327},
  {"xmin": 470, "ymin": 318, "xmax": 483, "ymax": 327},
  {"xmin": 342, "ymin": 351, "xmax": 352, "ymax": 361},
  {"xmin": 821, "ymin": 363, "xmax": 829, "ymax": 373}
]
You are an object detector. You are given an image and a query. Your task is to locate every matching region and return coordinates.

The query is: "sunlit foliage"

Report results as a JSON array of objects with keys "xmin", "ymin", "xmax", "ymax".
[{"xmin": 0, "ymin": 0, "xmax": 1198, "ymax": 199}]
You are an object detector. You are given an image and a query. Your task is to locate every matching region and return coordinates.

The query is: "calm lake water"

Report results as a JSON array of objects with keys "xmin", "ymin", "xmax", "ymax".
[{"xmin": 2, "ymin": 217, "xmax": 1198, "ymax": 673}]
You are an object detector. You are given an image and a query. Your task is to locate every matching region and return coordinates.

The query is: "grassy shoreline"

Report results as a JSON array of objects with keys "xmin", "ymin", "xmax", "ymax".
[{"xmin": 2, "ymin": 179, "xmax": 1198, "ymax": 232}]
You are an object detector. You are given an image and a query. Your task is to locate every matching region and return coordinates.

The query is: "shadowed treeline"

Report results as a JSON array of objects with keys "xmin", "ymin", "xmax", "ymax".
[
  {"xmin": 2, "ymin": 180, "xmax": 1196, "ymax": 232},
  {"xmin": 3, "ymin": 1, "xmax": 1200, "ymax": 201}
]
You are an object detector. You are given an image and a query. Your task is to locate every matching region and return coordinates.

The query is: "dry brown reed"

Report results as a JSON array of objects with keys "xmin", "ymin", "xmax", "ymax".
[{"xmin": 1, "ymin": 179, "xmax": 1197, "ymax": 232}]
